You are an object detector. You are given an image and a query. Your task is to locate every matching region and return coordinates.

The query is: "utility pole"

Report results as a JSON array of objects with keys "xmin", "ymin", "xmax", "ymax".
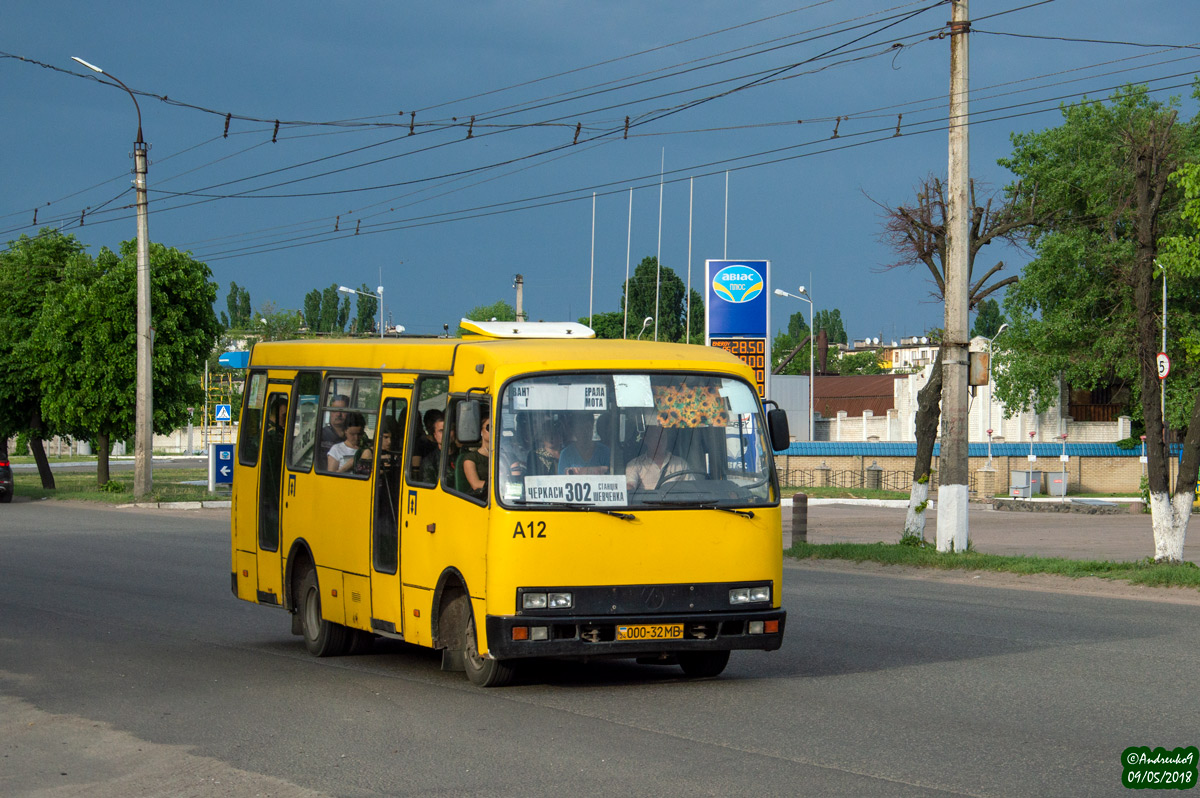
[
  {"xmin": 938, "ymin": 0, "xmax": 970, "ymax": 552},
  {"xmin": 513, "ymin": 274, "xmax": 525, "ymax": 322}
]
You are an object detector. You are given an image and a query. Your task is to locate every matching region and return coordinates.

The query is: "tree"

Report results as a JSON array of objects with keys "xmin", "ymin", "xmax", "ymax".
[
  {"xmin": 771, "ymin": 330, "xmax": 811, "ymax": 376},
  {"xmin": 0, "ymin": 229, "xmax": 88, "ymax": 487},
  {"xmin": 337, "ymin": 296, "xmax": 350, "ymax": 333},
  {"xmin": 875, "ymin": 173, "xmax": 1042, "ymax": 542},
  {"xmin": 255, "ymin": 303, "xmax": 304, "ymax": 343},
  {"xmin": 225, "ymin": 282, "xmax": 252, "ymax": 329},
  {"xmin": 787, "ymin": 310, "xmax": 809, "ymax": 340},
  {"xmin": 833, "ymin": 349, "xmax": 885, "ymax": 375},
  {"xmin": 971, "ymin": 298, "xmax": 1006, "ymax": 338},
  {"xmin": 303, "ymin": 289, "xmax": 322, "ymax": 330},
  {"xmin": 581, "ymin": 257, "xmax": 704, "ymax": 343},
  {"xmin": 319, "ymin": 284, "xmax": 340, "ymax": 333},
  {"xmin": 812, "ymin": 309, "xmax": 847, "ymax": 345},
  {"xmin": 36, "ymin": 240, "xmax": 220, "ymax": 486},
  {"xmin": 588, "ymin": 311, "xmax": 625, "ymax": 340},
  {"xmin": 622, "ymin": 257, "xmax": 704, "ymax": 344},
  {"xmin": 999, "ymin": 85, "xmax": 1200, "ymax": 561},
  {"xmin": 354, "ymin": 283, "xmax": 378, "ymax": 335}
]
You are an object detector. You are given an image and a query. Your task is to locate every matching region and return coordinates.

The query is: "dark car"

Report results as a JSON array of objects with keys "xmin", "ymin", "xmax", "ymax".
[{"xmin": 0, "ymin": 456, "xmax": 12, "ymax": 503}]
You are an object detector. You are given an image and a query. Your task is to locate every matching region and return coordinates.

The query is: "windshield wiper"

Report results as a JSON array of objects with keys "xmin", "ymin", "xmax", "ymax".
[
  {"xmin": 509, "ymin": 499, "xmax": 636, "ymax": 521},
  {"xmin": 644, "ymin": 499, "xmax": 755, "ymax": 518}
]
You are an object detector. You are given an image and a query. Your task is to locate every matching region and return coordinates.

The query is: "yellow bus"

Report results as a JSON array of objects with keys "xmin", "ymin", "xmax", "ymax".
[{"xmin": 231, "ymin": 320, "xmax": 789, "ymax": 686}]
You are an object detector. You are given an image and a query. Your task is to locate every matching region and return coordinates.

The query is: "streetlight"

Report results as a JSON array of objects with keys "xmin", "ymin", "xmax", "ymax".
[
  {"xmin": 986, "ymin": 322, "xmax": 1009, "ymax": 466},
  {"xmin": 636, "ymin": 317, "xmax": 653, "ymax": 340},
  {"xmin": 74, "ymin": 56, "xmax": 153, "ymax": 498},
  {"xmin": 338, "ymin": 285, "xmax": 385, "ymax": 338},
  {"xmin": 774, "ymin": 286, "xmax": 814, "ymax": 440}
]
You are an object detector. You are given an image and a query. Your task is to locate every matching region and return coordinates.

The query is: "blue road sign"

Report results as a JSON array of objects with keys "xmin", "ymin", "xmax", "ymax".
[
  {"xmin": 215, "ymin": 404, "xmax": 232, "ymax": 422},
  {"xmin": 218, "ymin": 351, "xmax": 250, "ymax": 369},
  {"xmin": 214, "ymin": 444, "xmax": 234, "ymax": 484}
]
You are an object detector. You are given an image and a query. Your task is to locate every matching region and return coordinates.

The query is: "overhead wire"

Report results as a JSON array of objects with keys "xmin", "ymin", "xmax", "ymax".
[
  {"xmin": 188, "ymin": 73, "xmax": 1198, "ymax": 262},
  {"xmin": 8, "ymin": 0, "xmax": 1197, "ymax": 255}
]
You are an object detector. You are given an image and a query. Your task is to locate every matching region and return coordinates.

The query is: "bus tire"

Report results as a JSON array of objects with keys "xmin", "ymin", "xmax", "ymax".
[
  {"xmin": 678, "ymin": 650, "xmax": 730, "ymax": 678},
  {"xmin": 463, "ymin": 611, "xmax": 515, "ymax": 688},
  {"xmin": 298, "ymin": 567, "xmax": 348, "ymax": 657}
]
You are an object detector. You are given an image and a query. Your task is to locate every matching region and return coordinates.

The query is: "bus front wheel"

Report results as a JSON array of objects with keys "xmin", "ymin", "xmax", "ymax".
[
  {"xmin": 678, "ymin": 650, "xmax": 730, "ymax": 678},
  {"xmin": 299, "ymin": 567, "xmax": 348, "ymax": 657},
  {"xmin": 463, "ymin": 612, "xmax": 515, "ymax": 688}
]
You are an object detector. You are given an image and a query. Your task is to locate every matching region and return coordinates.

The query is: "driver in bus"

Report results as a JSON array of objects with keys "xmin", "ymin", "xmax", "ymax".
[{"xmin": 625, "ymin": 414, "xmax": 691, "ymax": 491}]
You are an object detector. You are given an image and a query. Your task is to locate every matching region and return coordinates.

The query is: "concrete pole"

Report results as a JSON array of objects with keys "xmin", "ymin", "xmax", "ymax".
[
  {"xmin": 514, "ymin": 274, "xmax": 525, "ymax": 322},
  {"xmin": 686, "ymin": 177, "xmax": 693, "ymax": 341},
  {"xmin": 133, "ymin": 139, "xmax": 154, "ymax": 498},
  {"xmin": 655, "ymin": 149, "xmax": 664, "ymax": 341},
  {"xmin": 589, "ymin": 192, "xmax": 596, "ymax": 328},
  {"xmin": 937, "ymin": 0, "xmax": 970, "ymax": 552}
]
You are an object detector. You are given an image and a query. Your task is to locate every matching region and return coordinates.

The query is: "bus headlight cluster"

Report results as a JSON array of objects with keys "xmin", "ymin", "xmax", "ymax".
[
  {"xmin": 729, "ymin": 586, "xmax": 771, "ymax": 605},
  {"xmin": 522, "ymin": 591, "xmax": 573, "ymax": 610}
]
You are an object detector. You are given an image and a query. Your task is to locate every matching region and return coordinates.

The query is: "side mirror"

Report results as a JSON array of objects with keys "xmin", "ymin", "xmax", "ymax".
[
  {"xmin": 766, "ymin": 407, "xmax": 791, "ymax": 452},
  {"xmin": 456, "ymin": 400, "xmax": 483, "ymax": 446}
]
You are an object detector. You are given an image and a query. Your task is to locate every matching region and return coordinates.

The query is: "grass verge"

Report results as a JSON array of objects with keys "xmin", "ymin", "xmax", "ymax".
[
  {"xmin": 13, "ymin": 468, "xmax": 227, "ymax": 504},
  {"xmin": 787, "ymin": 541, "xmax": 1200, "ymax": 591},
  {"xmin": 781, "ymin": 486, "xmax": 910, "ymax": 501}
]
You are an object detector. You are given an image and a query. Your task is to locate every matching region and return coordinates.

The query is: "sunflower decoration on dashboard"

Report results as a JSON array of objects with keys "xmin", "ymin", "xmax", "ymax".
[{"xmin": 652, "ymin": 382, "xmax": 730, "ymax": 428}]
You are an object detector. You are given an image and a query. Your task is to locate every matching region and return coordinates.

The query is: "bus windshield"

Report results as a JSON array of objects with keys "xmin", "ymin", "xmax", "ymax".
[{"xmin": 497, "ymin": 372, "xmax": 776, "ymax": 510}]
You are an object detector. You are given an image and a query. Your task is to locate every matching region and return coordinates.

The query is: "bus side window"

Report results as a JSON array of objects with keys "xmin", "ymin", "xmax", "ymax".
[
  {"xmin": 287, "ymin": 372, "xmax": 321, "ymax": 472},
  {"xmin": 444, "ymin": 399, "xmax": 489, "ymax": 505},
  {"xmin": 316, "ymin": 375, "xmax": 382, "ymax": 478},
  {"xmin": 408, "ymin": 377, "xmax": 448, "ymax": 487},
  {"xmin": 238, "ymin": 372, "xmax": 268, "ymax": 466}
]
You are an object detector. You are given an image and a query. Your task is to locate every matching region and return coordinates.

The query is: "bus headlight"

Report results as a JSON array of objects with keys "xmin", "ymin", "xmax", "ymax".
[
  {"xmin": 522, "ymin": 593, "xmax": 548, "ymax": 609},
  {"xmin": 522, "ymin": 591, "xmax": 572, "ymax": 610},
  {"xmin": 729, "ymin": 586, "xmax": 771, "ymax": 605}
]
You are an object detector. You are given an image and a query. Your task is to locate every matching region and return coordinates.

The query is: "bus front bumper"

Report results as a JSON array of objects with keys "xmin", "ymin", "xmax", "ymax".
[{"xmin": 485, "ymin": 608, "xmax": 786, "ymax": 660}]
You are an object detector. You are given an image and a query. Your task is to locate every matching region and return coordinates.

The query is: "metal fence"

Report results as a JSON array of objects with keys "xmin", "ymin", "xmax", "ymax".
[{"xmin": 777, "ymin": 466, "xmax": 978, "ymax": 494}]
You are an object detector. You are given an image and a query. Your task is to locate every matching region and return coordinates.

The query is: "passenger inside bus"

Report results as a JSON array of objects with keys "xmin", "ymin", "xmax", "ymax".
[
  {"xmin": 455, "ymin": 416, "xmax": 490, "ymax": 500},
  {"xmin": 499, "ymin": 413, "xmax": 531, "ymax": 482},
  {"xmin": 411, "ymin": 409, "xmax": 444, "ymax": 472},
  {"xmin": 557, "ymin": 412, "xmax": 610, "ymax": 475},
  {"xmin": 327, "ymin": 413, "xmax": 370, "ymax": 474},
  {"xmin": 532, "ymin": 418, "xmax": 563, "ymax": 475},
  {"xmin": 319, "ymin": 394, "xmax": 350, "ymax": 463},
  {"xmin": 418, "ymin": 413, "xmax": 445, "ymax": 484}
]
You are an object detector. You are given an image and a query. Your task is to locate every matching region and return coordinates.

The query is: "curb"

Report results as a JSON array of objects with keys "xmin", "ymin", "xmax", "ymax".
[{"xmin": 115, "ymin": 501, "xmax": 231, "ymax": 510}]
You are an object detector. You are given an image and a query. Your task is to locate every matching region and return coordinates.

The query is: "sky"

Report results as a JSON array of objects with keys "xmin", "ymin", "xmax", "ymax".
[{"xmin": 4, "ymin": 1, "xmax": 1198, "ymax": 344}]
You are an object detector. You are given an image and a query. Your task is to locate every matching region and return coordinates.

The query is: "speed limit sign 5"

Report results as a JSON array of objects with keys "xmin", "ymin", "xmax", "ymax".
[{"xmin": 1157, "ymin": 352, "xmax": 1171, "ymax": 379}]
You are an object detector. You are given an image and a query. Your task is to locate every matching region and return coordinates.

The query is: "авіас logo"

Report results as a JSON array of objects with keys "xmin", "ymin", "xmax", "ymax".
[{"xmin": 711, "ymin": 265, "xmax": 763, "ymax": 304}]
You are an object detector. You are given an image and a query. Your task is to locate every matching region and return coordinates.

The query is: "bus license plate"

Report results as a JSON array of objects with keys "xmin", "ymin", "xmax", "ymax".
[{"xmin": 616, "ymin": 623, "xmax": 684, "ymax": 641}]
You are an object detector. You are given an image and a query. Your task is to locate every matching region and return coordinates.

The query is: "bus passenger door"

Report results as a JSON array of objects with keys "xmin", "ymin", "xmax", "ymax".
[
  {"xmin": 256, "ymin": 392, "xmax": 289, "ymax": 603},
  {"xmin": 371, "ymin": 390, "xmax": 410, "ymax": 633}
]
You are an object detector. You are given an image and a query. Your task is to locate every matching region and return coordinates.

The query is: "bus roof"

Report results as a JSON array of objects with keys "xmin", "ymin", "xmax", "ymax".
[{"xmin": 248, "ymin": 336, "xmax": 752, "ymax": 378}]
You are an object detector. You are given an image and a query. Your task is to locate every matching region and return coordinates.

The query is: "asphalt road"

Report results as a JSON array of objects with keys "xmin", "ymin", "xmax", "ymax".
[{"xmin": 1, "ymin": 502, "xmax": 1197, "ymax": 797}]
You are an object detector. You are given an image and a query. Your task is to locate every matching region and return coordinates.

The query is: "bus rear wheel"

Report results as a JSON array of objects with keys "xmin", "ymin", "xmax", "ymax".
[
  {"xmin": 463, "ymin": 612, "xmax": 515, "ymax": 687},
  {"xmin": 298, "ymin": 567, "xmax": 348, "ymax": 657},
  {"xmin": 678, "ymin": 650, "xmax": 730, "ymax": 678}
]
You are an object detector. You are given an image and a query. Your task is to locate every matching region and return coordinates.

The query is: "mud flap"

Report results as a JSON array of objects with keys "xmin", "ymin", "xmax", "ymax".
[{"xmin": 441, "ymin": 648, "xmax": 465, "ymax": 672}]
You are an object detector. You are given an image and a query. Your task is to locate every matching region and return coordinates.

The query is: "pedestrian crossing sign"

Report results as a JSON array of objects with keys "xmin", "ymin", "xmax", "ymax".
[{"xmin": 215, "ymin": 404, "xmax": 232, "ymax": 422}]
